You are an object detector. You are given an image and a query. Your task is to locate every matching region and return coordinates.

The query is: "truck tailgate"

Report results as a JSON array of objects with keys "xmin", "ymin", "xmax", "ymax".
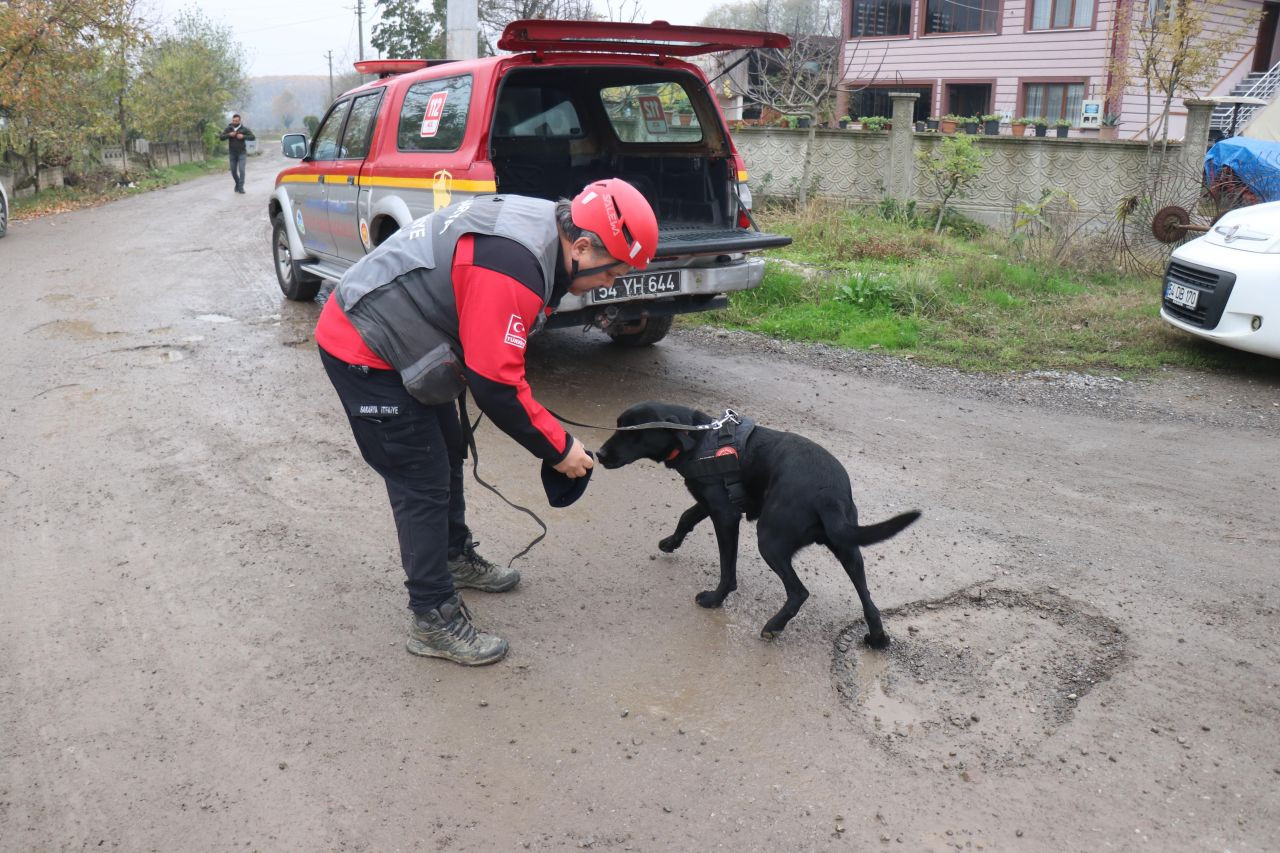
[{"xmin": 657, "ymin": 225, "xmax": 791, "ymax": 257}]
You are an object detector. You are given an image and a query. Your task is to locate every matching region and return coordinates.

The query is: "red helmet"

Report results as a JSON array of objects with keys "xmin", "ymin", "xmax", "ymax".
[{"xmin": 571, "ymin": 178, "xmax": 659, "ymax": 269}]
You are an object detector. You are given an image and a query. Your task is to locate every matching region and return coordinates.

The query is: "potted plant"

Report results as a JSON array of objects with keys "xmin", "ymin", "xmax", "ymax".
[
  {"xmin": 859, "ymin": 115, "xmax": 888, "ymax": 132},
  {"xmin": 939, "ymin": 114, "xmax": 959, "ymax": 133},
  {"xmin": 961, "ymin": 116, "xmax": 979, "ymax": 134},
  {"xmin": 926, "ymin": 115, "xmax": 940, "ymax": 131},
  {"xmin": 676, "ymin": 108, "xmax": 693, "ymax": 126},
  {"xmin": 981, "ymin": 114, "xmax": 1001, "ymax": 135},
  {"xmin": 838, "ymin": 115, "xmax": 851, "ymax": 129},
  {"xmin": 1098, "ymin": 113, "xmax": 1120, "ymax": 141},
  {"xmin": 1010, "ymin": 117, "xmax": 1031, "ymax": 137},
  {"xmin": 1032, "ymin": 117, "xmax": 1049, "ymax": 137},
  {"xmin": 915, "ymin": 119, "xmax": 927, "ymax": 132},
  {"xmin": 1053, "ymin": 118, "xmax": 1071, "ymax": 138},
  {"xmin": 796, "ymin": 115, "xmax": 811, "ymax": 129}
]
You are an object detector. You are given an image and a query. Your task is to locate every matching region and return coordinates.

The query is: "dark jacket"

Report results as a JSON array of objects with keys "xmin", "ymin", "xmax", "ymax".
[{"xmin": 219, "ymin": 124, "xmax": 255, "ymax": 155}]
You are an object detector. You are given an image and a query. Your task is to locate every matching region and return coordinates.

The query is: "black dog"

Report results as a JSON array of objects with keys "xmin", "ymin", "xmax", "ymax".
[{"xmin": 595, "ymin": 401, "xmax": 920, "ymax": 647}]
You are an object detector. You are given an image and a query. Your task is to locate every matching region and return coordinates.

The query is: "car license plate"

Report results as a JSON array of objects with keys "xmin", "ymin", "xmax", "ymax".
[
  {"xmin": 590, "ymin": 271, "xmax": 680, "ymax": 304},
  {"xmin": 1165, "ymin": 282, "xmax": 1199, "ymax": 309}
]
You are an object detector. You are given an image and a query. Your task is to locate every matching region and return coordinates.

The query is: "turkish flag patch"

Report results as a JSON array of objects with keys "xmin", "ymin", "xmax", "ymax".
[{"xmin": 504, "ymin": 314, "xmax": 527, "ymax": 349}]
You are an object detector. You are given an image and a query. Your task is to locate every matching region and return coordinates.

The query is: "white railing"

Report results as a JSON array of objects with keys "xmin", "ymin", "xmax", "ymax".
[{"xmin": 1211, "ymin": 60, "xmax": 1280, "ymax": 131}]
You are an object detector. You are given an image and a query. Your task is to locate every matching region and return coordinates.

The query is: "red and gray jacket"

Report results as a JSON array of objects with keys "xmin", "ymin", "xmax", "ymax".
[{"xmin": 317, "ymin": 195, "xmax": 572, "ymax": 463}]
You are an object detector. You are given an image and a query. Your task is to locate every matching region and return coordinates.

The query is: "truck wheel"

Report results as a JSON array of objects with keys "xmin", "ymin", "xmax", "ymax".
[
  {"xmin": 607, "ymin": 315, "xmax": 673, "ymax": 347},
  {"xmin": 273, "ymin": 213, "xmax": 321, "ymax": 301}
]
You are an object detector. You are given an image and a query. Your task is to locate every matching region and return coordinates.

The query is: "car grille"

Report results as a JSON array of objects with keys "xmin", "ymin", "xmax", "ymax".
[{"xmin": 1162, "ymin": 260, "xmax": 1236, "ymax": 329}]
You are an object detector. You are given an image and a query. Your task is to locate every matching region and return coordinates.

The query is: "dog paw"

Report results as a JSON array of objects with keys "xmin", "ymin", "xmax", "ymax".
[
  {"xmin": 658, "ymin": 535, "xmax": 681, "ymax": 553},
  {"xmin": 864, "ymin": 631, "xmax": 891, "ymax": 650},
  {"xmin": 695, "ymin": 590, "xmax": 726, "ymax": 608},
  {"xmin": 760, "ymin": 628, "xmax": 778, "ymax": 640}
]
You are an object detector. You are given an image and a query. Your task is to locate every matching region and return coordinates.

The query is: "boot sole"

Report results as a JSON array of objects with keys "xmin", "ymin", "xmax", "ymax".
[
  {"xmin": 451, "ymin": 575, "xmax": 521, "ymax": 593},
  {"xmin": 405, "ymin": 637, "xmax": 509, "ymax": 666}
]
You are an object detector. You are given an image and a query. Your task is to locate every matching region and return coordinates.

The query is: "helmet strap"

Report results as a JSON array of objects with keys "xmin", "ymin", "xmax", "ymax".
[{"xmin": 571, "ymin": 259, "xmax": 626, "ymax": 281}]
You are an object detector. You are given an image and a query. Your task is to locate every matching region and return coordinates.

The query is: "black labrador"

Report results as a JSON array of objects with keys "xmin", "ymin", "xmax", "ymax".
[{"xmin": 595, "ymin": 401, "xmax": 920, "ymax": 647}]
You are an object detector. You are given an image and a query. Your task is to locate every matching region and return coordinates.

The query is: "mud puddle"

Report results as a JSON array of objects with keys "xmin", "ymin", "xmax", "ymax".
[{"xmin": 832, "ymin": 586, "xmax": 1129, "ymax": 770}]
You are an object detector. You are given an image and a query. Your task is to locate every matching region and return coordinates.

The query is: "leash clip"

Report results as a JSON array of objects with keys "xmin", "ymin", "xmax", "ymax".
[{"xmin": 709, "ymin": 409, "xmax": 741, "ymax": 430}]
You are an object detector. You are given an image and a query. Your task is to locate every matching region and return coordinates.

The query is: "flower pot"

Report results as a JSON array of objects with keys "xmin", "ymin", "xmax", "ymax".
[
  {"xmin": 983, "ymin": 119, "xmax": 1000, "ymax": 135},
  {"xmin": 678, "ymin": 113, "xmax": 691, "ymax": 126},
  {"xmin": 1011, "ymin": 123, "xmax": 1027, "ymax": 137},
  {"xmin": 1099, "ymin": 126, "xmax": 1118, "ymax": 141},
  {"xmin": 838, "ymin": 119, "xmax": 849, "ymax": 129},
  {"xmin": 940, "ymin": 119, "xmax": 957, "ymax": 133},
  {"xmin": 915, "ymin": 120, "xmax": 926, "ymax": 132},
  {"xmin": 1034, "ymin": 125, "xmax": 1048, "ymax": 137},
  {"xmin": 926, "ymin": 119, "xmax": 940, "ymax": 131},
  {"xmin": 664, "ymin": 110, "xmax": 674, "ymax": 125},
  {"xmin": 963, "ymin": 121, "xmax": 978, "ymax": 134},
  {"xmin": 1055, "ymin": 126, "xmax": 1069, "ymax": 138},
  {"xmin": 797, "ymin": 117, "xmax": 811, "ymax": 129}
]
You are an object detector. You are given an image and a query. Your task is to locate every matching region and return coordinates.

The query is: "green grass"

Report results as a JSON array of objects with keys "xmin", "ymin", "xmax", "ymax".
[
  {"xmin": 12, "ymin": 157, "xmax": 225, "ymax": 220},
  {"xmin": 685, "ymin": 201, "xmax": 1278, "ymax": 375}
]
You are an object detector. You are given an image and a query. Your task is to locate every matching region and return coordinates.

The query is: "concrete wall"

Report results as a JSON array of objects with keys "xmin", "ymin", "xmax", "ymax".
[{"xmin": 734, "ymin": 123, "xmax": 1192, "ymax": 227}]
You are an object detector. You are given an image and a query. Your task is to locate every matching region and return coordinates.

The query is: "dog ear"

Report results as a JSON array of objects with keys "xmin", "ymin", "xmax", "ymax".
[{"xmin": 665, "ymin": 415, "xmax": 699, "ymax": 453}]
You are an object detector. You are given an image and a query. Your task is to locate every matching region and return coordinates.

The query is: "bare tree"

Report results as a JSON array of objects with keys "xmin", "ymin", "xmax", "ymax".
[{"xmin": 706, "ymin": 0, "xmax": 885, "ymax": 206}]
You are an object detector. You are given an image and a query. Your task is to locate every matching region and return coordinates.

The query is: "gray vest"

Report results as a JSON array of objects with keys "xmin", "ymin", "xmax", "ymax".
[{"xmin": 335, "ymin": 195, "xmax": 560, "ymax": 404}]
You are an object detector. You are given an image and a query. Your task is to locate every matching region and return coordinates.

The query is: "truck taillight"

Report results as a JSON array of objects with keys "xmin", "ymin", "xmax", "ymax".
[{"xmin": 737, "ymin": 209, "xmax": 752, "ymax": 229}]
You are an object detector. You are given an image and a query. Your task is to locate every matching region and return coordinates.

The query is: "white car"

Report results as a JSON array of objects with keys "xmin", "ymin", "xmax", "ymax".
[
  {"xmin": 0, "ymin": 177, "xmax": 9, "ymax": 238},
  {"xmin": 1161, "ymin": 199, "xmax": 1280, "ymax": 358}
]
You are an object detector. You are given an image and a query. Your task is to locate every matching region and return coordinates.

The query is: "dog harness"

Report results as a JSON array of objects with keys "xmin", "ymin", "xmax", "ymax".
[{"xmin": 667, "ymin": 411, "xmax": 756, "ymax": 512}]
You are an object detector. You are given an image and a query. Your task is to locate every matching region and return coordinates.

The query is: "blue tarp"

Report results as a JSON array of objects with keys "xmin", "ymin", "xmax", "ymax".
[{"xmin": 1204, "ymin": 137, "xmax": 1280, "ymax": 203}]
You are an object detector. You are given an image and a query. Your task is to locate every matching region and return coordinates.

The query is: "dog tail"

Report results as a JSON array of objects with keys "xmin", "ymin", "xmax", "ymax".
[{"xmin": 852, "ymin": 510, "xmax": 922, "ymax": 546}]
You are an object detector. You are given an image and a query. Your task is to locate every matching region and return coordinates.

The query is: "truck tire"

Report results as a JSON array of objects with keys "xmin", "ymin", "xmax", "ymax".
[
  {"xmin": 273, "ymin": 213, "xmax": 321, "ymax": 301},
  {"xmin": 607, "ymin": 315, "xmax": 673, "ymax": 347}
]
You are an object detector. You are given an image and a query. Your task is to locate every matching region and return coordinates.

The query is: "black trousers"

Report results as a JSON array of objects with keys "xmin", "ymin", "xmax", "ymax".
[{"xmin": 320, "ymin": 348, "xmax": 469, "ymax": 612}]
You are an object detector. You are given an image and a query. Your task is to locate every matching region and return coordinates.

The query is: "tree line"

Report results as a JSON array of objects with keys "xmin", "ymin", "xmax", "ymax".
[{"xmin": 0, "ymin": 0, "xmax": 246, "ymax": 176}]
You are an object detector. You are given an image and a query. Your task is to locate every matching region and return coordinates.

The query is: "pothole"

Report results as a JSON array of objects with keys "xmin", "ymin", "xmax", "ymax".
[
  {"xmin": 26, "ymin": 319, "xmax": 121, "ymax": 340},
  {"xmin": 832, "ymin": 586, "xmax": 1129, "ymax": 770},
  {"xmin": 86, "ymin": 344, "xmax": 193, "ymax": 369}
]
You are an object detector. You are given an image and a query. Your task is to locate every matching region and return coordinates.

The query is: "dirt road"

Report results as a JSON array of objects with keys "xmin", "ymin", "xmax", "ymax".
[{"xmin": 3, "ymin": 151, "xmax": 1279, "ymax": 851}]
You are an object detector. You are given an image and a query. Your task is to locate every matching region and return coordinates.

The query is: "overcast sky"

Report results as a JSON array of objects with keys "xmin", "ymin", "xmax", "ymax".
[{"xmin": 146, "ymin": 0, "xmax": 722, "ymax": 78}]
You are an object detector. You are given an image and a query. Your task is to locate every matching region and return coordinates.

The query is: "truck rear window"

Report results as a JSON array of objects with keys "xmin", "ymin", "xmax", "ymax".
[
  {"xmin": 601, "ymin": 82, "xmax": 703, "ymax": 143},
  {"xmin": 398, "ymin": 75, "xmax": 472, "ymax": 152}
]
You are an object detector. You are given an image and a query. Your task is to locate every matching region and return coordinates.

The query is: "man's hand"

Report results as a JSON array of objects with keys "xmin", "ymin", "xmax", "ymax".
[
  {"xmin": 553, "ymin": 438, "xmax": 594, "ymax": 478},
  {"xmin": 235, "ymin": 132, "xmax": 243, "ymax": 139}
]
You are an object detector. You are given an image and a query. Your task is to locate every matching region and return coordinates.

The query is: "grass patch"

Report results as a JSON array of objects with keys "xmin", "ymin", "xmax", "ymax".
[
  {"xmin": 12, "ymin": 158, "xmax": 225, "ymax": 221},
  {"xmin": 687, "ymin": 200, "xmax": 1278, "ymax": 375}
]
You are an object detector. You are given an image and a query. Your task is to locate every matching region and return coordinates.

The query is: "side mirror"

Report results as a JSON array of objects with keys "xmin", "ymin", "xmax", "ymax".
[{"xmin": 281, "ymin": 133, "xmax": 308, "ymax": 159}]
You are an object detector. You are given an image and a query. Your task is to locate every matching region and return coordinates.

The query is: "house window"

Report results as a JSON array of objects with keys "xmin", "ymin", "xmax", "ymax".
[
  {"xmin": 1030, "ymin": 0, "xmax": 1095, "ymax": 29},
  {"xmin": 848, "ymin": 86, "xmax": 933, "ymax": 122},
  {"xmin": 851, "ymin": 0, "xmax": 914, "ymax": 36},
  {"xmin": 947, "ymin": 83, "xmax": 992, "ymax": 117},
  {"xmin": 1023, "ymin": 82, "xmax": 1085, "ymax": 123},
  {"xmin": 925, "ymin": 0, "xmax": 1000, "ymax": 34}
]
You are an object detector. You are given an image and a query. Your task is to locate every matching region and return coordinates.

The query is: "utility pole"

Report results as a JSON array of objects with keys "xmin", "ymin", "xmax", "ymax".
[
  {"xmin": 327, "ymin": 50, "xmax": 334, "ymax": 102},
  {"xmin": 447, "ymin": 0, "xmax": 478, "ymax": 60},
  {"xmin": 356, "ymin": 0, "xmax": 365, "ymax": 62}
]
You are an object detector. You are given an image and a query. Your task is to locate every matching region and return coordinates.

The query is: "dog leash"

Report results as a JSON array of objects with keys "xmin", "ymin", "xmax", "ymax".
[
  {"xmin": 547, "ymin": 407, "xmax": 743, "ymax": 434},
  {"xmin": 458, "ymin": 399, "xmax": 739, "ymax": 568},
  {"xmin": 459, "ymin": 392, "xmax": 548, "ymax": 568}
]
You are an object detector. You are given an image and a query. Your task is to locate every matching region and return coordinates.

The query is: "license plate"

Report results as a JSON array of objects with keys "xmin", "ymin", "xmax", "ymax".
[
  {"xmin": 1165, "ymin": 282, "xmax": 1199, "ymax": 309},
  {"xmin": 590, "ymin": 271, "xmax": 680, "ymax": 304}
]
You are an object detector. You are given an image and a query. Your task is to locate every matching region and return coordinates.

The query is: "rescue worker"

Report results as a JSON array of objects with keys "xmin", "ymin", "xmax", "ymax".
[{"xmin": 316, "ymin": 179, "xmax": 659, "ymax": 666}]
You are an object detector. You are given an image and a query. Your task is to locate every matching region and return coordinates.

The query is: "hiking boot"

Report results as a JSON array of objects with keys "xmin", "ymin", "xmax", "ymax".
[
  {"xmin": 448, "ymin": 540, "xmax": 520, "ymax": 593},
  {"xmin": 407, "ymin": 595, "xmax": 508, "ymax": 666}
]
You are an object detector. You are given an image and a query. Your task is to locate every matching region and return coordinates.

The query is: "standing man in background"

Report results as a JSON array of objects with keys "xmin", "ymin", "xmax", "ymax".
[{"xmin": 219, "ymin": 114, "xmax": 255, "ymax": 194}]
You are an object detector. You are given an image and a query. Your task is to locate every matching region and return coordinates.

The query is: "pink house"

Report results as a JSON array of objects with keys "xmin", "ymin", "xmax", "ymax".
[{"xmin": 837, "ymin": 0, "xmax": 1280, "ymax": 139}]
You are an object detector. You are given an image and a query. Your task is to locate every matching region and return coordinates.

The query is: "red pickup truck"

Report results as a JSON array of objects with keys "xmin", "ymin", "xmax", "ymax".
[{"xmin": 269, "ymin": 19, "xmax": 791, "ymax": 346}]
